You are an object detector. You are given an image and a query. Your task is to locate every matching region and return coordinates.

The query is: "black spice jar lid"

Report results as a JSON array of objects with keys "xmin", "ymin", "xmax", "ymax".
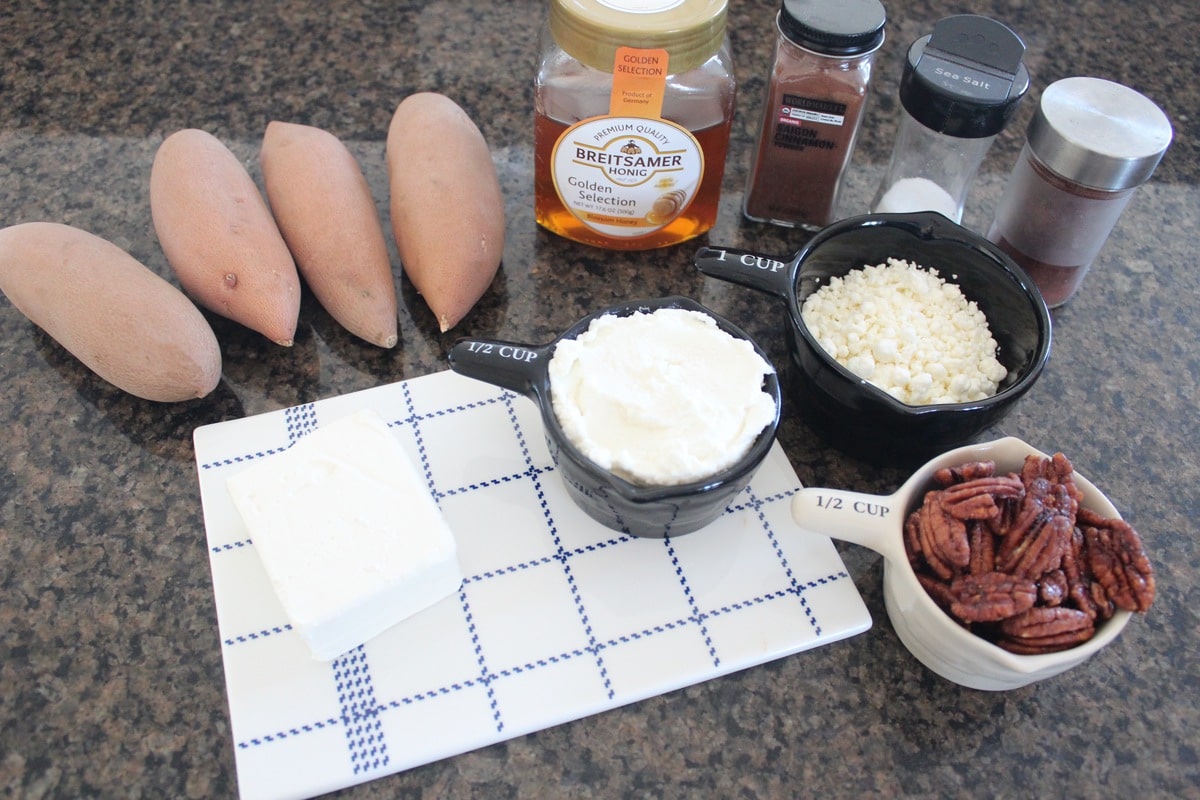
[
  {"xmin": 900, "ymin": 14, "xmax": 1030, "ymax": 138},
  {"xmin": 1027, "ymin": 77, "xmax": 1173, "ymax": 191},
  {"xmin": 778, "ymin": 0, "xmax": 886, "ymax": 57}
]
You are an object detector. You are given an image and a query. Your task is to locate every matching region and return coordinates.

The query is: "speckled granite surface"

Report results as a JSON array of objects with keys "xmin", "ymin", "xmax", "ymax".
[{"xmin": 2, "ymin": 1, "xmax": 1198, "ymax": 797}]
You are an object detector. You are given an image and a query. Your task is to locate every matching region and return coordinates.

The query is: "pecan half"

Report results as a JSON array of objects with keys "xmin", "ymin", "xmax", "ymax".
[
  {"xmin": 1082, "ymin": 517, "xmax": 1156, "ymax": 612},
  {"xmin": 903, "ymin": 511, "xmax": 924, "ymax": 570},
  {"xmin": 1062, "ymin": 525, "xmax": 1098, "ymax": 620},
  {"xmin": 1039, "ymin": 569, "xmax": 1068, "ymax": 607},
  {"xmin": 921, "ymin": 492, "xmax": 970, "ymax": 572},
  {"xmin": 1021, "ymin": 453, "xmax": 1082, "ymax": 516},
  {"xmin": 917, "ymin": 572, "xmax": 956, "ymax": 612},
  {"xmin": 948, "ymin": 572, "xmax": 1037, "ymax": 623},
  {"xmin": 994, "ymin": 497, "xmax": 1048, "ymax": 568},
  {"xmin": 941, "ymin": 475, "xmax": 1025, "ymax": 520},
  {"xmin": 1001, "ymin": 606, "xmax": 1094, "ymax": 638},
  {"xmin": 933, "ymin": 460, "xmax": 996, "ymax": 487},
  {"xmin": 1003, "ymin": 512, "xmax": 1072, "ymax": 580},
  {"xmin": 999, "ymin": 606, "xmax": 1095, "ymax": 652},
  {"xmin": 967, "ymin": 520, "xmax": 995, "ymax": 575}
]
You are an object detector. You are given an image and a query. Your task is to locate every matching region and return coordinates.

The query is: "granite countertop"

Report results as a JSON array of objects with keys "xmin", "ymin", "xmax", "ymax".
[{"xmin": 2, "ymin": 0, "xmax": 1198, "ymax": 797}]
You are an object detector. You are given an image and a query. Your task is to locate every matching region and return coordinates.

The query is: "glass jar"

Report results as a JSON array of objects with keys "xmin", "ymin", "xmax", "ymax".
[
  {"xmin": 870, "ymin": 14, "xmax": 1029, "ymax": 224},
  {"xmin": 742, "ymin": 0, "xmax": 887, "ymax": 230},
  {"xmin": 987, "ymin": 77, "xmax": 1173, "ymax": 307},
  {"xmin": 534, "ymin": 0, "xmax": 736, "ymax": 250}
]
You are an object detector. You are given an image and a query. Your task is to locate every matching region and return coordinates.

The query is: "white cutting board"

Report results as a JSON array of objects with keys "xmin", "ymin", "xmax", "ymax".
[{"xmin": 193, "ymin": 369, "xmax": 872, "ymax": 800}]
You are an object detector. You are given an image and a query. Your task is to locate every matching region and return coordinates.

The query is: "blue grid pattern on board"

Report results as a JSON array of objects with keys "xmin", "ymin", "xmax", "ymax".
[{"xmin": 197, "ymin": 373, "xmax": 861, "ymax": 792}]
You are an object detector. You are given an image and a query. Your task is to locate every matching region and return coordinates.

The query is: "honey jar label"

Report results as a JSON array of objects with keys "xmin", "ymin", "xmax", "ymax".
[
  {"xmin": 549, "ymin": 116, "xmax": 704, "ymax": 239},
  {"xmin": 548, "ymin": 45, "xmax": 704, "ymax": 239},
  {"xmin": 610, "ymin": 46, "xmax": 669, "ymax": 118}
]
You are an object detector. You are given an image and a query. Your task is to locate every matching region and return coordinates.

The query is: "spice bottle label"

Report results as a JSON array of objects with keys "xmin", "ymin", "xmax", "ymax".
[
  {"xmin": 779, "ymin": 95, "xmax": 847, "ymax": 130},
  {"xmin": 549, "ymin": 46, "xmax": 704, "ymax": 239}
]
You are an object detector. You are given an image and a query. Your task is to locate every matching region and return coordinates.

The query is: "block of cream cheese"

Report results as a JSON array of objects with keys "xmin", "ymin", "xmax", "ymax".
[{"xmin": 226, "ymin": 408, "xmax": 463, "ymax": 660}]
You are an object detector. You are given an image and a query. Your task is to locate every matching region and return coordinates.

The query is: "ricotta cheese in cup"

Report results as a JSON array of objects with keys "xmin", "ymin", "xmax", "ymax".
[{"xmin": 548, "ymin": 308, "xmax": 777, "ymax": 487}]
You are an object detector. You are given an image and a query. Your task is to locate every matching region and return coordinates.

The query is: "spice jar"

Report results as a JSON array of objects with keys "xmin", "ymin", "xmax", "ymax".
[
  {"xmin": 534, "ymin": 0, "xmax": 736, "ymax": 251},
  {"xmin": 742, "ymin": 0, "xmax": 886, "ymax": 230},
  {"xmin": 870, "ymin": 15, "xmax": 1029, "ymax": 223},
  {"xmin": 987, "ymin": 77, "xmax": 1173, "ymax": 308}
]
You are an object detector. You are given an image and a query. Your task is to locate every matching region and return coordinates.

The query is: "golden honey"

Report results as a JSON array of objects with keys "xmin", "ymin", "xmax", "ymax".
[{"xmin": 534, "ymin": 0, "xmax": 735, "ymax": 251}]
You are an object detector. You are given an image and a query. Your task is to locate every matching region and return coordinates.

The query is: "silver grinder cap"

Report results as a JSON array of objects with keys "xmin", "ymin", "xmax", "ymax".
[{"xmin": 1027, "ymin": 76, "xmax": 1173, "ymax": 192}]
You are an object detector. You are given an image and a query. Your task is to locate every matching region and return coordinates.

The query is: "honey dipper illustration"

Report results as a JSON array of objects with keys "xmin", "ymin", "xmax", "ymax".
[{"xmin": 645, "ymin": 188, "xmax": 690, "ymax": 225}]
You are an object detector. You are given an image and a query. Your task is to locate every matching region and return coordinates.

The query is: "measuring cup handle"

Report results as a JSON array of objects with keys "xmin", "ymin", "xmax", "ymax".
[
  {"xmin": 447, "ymin": 338, "xmax": 551, "ymax": 397},
  {"xmin": 693, "ymin": 245, "xmax": 794, "ymax": 300},
  {"xmin": 790, "ymin": 487, "xmax": 909, "ymax": 564}
]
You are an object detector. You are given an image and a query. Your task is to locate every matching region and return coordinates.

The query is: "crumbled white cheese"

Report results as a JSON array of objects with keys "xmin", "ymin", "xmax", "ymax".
[
  {"xmin": 548, "ymin": 308, "xmax": 777, "ymax": 486},
  {"xmin": 800, "ymin": 258, "xmax": 1008, "ymax": 405},
  {"xmin": 227, "ymin": 409, "xmax": 463, "ymax": 660}
]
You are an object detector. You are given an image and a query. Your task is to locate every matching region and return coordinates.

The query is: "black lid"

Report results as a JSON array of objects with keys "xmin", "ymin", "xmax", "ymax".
[
  {"xmin": 900, "ymin": 15, "xmax": 1030, "ymax": 138},
  {"xmin": 779, "ymin": 0, "xmax": 887, "ymax": 57}
]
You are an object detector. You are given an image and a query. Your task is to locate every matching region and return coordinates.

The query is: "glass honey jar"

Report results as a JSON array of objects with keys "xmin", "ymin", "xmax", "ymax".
[{"xmin": 534, "ymin": 0, "xmax": 736, "ymax": 251}]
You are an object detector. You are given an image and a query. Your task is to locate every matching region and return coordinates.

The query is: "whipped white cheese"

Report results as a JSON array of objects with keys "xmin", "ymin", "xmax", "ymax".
[
  {"xmin": 548, "ymin": 308, "xmax": 776, "ymax": 487},
  {"xmin": 226, "ymin": 409, "xmax": 463, "ymax": 660}
]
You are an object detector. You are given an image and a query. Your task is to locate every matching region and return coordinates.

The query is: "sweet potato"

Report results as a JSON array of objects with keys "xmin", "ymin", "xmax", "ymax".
[
  {"xmin": 0, "ymin": 222, "xmax": 222, "ymax": 402},
  {"xmin": 260, "ymin": 121, "xmax": 398, "ymax": 348},
  {"xmin": 150, "ymin": 128, "xmax": 301, "ymax": 346},
  {"xmin": 386, "ymin": 92, "xmax": 505, "ymax": 332}
]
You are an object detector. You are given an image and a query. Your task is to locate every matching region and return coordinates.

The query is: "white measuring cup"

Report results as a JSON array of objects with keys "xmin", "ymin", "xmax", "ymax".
[{"xmin": 791, "ymin": 436, "xmax": 1133, "ymax": 690}]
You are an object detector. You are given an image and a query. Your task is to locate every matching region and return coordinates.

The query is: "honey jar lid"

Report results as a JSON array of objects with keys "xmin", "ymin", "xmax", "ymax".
[
  {"xmin": 1027, "ymin": 77, "xmax": 1174, "ymax": 191},
  {"xmin": 549, "ymin": 0, "xmax": 728, "ymax": 75}
]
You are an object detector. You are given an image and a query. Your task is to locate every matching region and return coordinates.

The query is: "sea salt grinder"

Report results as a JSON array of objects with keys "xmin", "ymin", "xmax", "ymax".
[
  {"xmin": 986, "ymin": 77, "xmax": 1173, "ymax": 308},
  {"xmin": 870, "ymin": 14, "xmax": 1029, "ymax": 223}
]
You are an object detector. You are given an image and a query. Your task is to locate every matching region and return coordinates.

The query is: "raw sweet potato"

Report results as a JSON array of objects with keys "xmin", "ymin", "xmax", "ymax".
[
  {"xmin": 0, "ymin": 222, "xmax": 222, "ymax": 402},
  {"xmin": 261, "ymin": 121, "xmax": 398, "ymax": 348},
  {"xmin": 386, "ymin": 93, "xmax": 505, "ymax": 332},
  {"xmin": 150, "ymin": 128, "xmax": 301, "ymax": 346}
]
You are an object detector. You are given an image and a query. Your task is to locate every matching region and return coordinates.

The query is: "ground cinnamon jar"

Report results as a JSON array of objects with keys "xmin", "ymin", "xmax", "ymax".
[
  {"xmin": 534, "ymin": 0, "xmax": 736, "ymax": 251},
  {"xmin": 743, "ymin": 0, "xmax": 886, "ymax": 230},
  {"xmin": 987, "ymin": 77, "xmax": 1173, "ymax": 307}
]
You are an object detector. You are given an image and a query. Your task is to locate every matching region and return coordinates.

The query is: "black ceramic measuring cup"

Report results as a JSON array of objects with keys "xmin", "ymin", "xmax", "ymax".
[
  {"xmin": 695, "ymin": 211, "xmax": 1052, "ymax": 465},
  {"xmin": 447, "ymin": 296, "xmax": 782, "ymax": 538}
]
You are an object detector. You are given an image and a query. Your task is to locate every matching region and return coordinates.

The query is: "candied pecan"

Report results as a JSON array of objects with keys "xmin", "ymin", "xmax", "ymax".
[
  {"xmin": 1021, "ymin": 452, "xmax": 1074, "ymax": 486},
  {"xmin": 1045, "ymin": 482, "xmax": 1079, "ymax": 520},
  {"xmin": 986, "ymin": 494, "xmax": 1021, "ymax": 538},
  {"xmin": 1062, "ymin": 525, "xmax": 1098, "ymax": 620},
  {"xmin": 999, "ymin": 606, "xmax": 1094, "ymax": 642},
  {"xmin": 1004, "ymin": 512, "xmax": 1072, "ymax": 580},
  {"xmin": 995, "ymin": 497, "xmax": 1048, "ymax": 567},
  {"xmin": 1039, "ymin": 569, "xmax": 1068, "ymax": 607},
  {"xmin": 948, "ymin": 572, "xmax": 1037, "ymax": 623},
  {"xmin": 921, "ymin": 492, "xmax": 971, "ymax": 572},
  {"xmin": 933, "ymin": 460, "xmax": 995, "ymax": 487},
  {"xmin": 917, "ymin": 572, "xmax": 957, "ymax": 611},
  {"xmin": 997, "ymin": 626, "xmax": 1095, "ymax": 654},
  {"xmin": 941, "ymin": 475, "xmax": 1025, "ymax": 520},
  {"xmin": 904, "ymin": 511, "xmax": 924, "ymax": 570},
  {"xmin": 1021, "ymin": 453, "xmax": 1082, "ymax": 515},
  {"xmin": 915, "ymin": 507, "xmax": 956, "ymax": 580},
  {"xmin": 967, "ymin": 520, "xmax": 995, "ymax": 575},
  {"xmin": 1083, "ymin": 517, "xmax": 1156, "ymax": 612},
  {"xmin": 1088, "ymin": 580, "xmax": 1116, "ymax": 621}
]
